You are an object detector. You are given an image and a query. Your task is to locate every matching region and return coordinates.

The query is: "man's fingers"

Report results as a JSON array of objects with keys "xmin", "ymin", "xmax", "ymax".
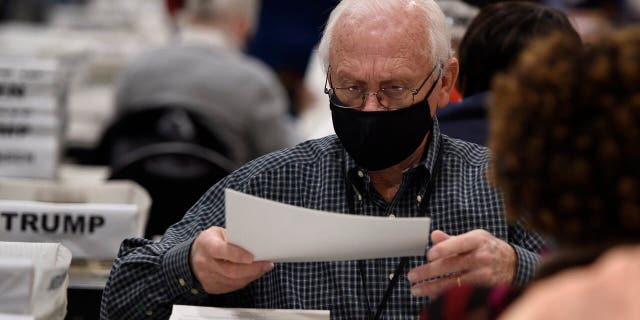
[
  {"xmin": 409, "ymin": 229, "xmax": 516, "ymax": 295},
  {"xmin": 201, "ymin": 261, "xmax": 275, "ymax": 294},
  {"xmin": 410, "ymin": 267, "xmax": 498, "ymax": 297},
  {"xmin": 407, "ymin": 253, "xmax": 470, "ymax": 283},
  {"xmin": 191, "ymin": 226, "xmax": 274, "ymax": 295},
  {"xmin": 212, "ymin": 264, "xmax": 273, "ymax": 286},
  {"xmin": 427, "ymin": 230, "xmax": 486, "ymax": 261},
  {"xmin": 216, "ymin": 260, "xmax": 274, "ymax": 280},
  {"xmin": 210, "ymin": 240, "xmax": 255, "ymax": 264},
  {"xmin": 202, "ymin": 227, "xmax": 254, "ymax": 264},
  {"xmin": 430, "ymin": 230, "xmax": 451, "ymax": 244},
  {"xmin": 410, "ymin": 273, "xmax": 466, "ymax": 297},
  {"xmin": 205, "ymin": 275, "xmax": 256, "ymax": 294}
]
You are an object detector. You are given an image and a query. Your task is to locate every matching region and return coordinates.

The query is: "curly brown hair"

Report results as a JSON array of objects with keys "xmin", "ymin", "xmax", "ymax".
[{"xmin": 489, "ymin": 27, "xmax": 640, "ymax": 246}]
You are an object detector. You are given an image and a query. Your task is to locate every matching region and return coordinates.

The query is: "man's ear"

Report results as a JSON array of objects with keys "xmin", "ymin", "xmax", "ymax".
[{"xmin": 435, "ymin": 57, "xmax": 460, "ymax": 109}]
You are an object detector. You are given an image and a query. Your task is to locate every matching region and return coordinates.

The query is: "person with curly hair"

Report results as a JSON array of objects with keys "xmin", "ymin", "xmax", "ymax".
[
  {"xmin": 421, "ymin": 26, "xmax": 640, "ymax": 320},
  {"xmin": 490, "ymin": 27, "xmax": 640, "ymax": 271},
  {"xmin": 490, "ymin": 25, "xmax": 640, "ymax": 320}
]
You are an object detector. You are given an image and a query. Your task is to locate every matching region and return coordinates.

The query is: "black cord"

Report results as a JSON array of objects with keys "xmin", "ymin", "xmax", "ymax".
[
  {"xmin": 344, "ymin": 135, "xmax": 445, "ymax": 319},
  {"xmin": 357, "ymin": 260, "xmax": 374, "ymax": 319},
  {"xmin": 357, "ymin": 258, "xmax": 408, "ymax": 320},
  {"xmin": 374, "ymin": 257, "xmax": 409, "ymax": 320},
  {"xmin": 348, "ymin": 174, "xmax": 411, "ymax": 320}
]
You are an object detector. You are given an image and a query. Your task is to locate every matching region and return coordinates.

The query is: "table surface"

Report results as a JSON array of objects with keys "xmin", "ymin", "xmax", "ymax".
[{"xmin": 68, "ymin": 259, "xmax": 112, "ymax": 290}]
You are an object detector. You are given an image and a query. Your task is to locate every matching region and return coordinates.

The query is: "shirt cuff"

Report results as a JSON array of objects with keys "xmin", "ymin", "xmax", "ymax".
[
  {"xmin": 512, "ymin": 244, "xmax": 541, "ymax": 287},
  {"xmin": 161, "ymin": 238, "xmax": 207, "ymax": 299}
]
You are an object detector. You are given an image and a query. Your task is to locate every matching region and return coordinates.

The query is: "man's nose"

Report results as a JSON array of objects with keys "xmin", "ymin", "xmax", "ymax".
[{"xmin": 361, "ymin": 93, "xmax": 383, "ymax": 111}]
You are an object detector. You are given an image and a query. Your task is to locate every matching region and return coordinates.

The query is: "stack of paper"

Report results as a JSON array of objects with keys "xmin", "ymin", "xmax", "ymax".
[{"xmin": 170, "ymin": 305, "xmax": 329, "ymax": 320}]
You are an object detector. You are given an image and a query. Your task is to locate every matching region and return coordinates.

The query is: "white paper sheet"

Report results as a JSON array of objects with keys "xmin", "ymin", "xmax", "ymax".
[
  {"xmin": 225, "ymin": 189, "xmax": 430, "ymax": 262},
  {"xmin": 170, "ymin": 305, "xmax": 329, "ymax": 320}
]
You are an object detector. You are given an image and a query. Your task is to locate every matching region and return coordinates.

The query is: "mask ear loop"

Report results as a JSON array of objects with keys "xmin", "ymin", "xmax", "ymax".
[
  {"xmin": 423, "ymin": 65, "xmax": 443, "ymax": 101},
  {"xmin": 409, "ymin": 64, "xmax": 442, "ymax": 106},
  {"xmin": 324, "ymin": 65, "xmax": 333, "ymax": 95}
]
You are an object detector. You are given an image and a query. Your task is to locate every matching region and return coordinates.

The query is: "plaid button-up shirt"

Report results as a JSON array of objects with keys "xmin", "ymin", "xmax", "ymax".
[{"xmin": 101, "ymin": 120, "xmax": 544, "ymax": 319}]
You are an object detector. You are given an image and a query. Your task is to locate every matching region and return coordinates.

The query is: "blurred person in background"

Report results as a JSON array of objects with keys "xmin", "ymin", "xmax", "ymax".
[
  {"xmin": 247, "ymin": 0, "xmax": 337, "ymax": 118},
  {"xmin": 437, "ymin": 0, "xmax": 479, "ymax": 58},
  {"xmin": 422, "ymin": 26, "xmax": 640, "ymax": 320},
  {"xmin": 546, "ymin": 0, "xmax": 640, "ymax": 39},
  {"xmin": 437, "ymin": 0, "xmax": 479, "ymax": 104},
  {"xmin": 458, "ymin": 0, "xmax": 542, "ymax": 8},
  {"xmin": 0, "ymin": 0, "xmax": 52, "ymax": 23},
  {"xmin": 460, "ymin": 0, "xmax": 640, "ymax": 37},
  {"xmin": 113, "ymin": 0, "xmax": 299, "ymax": 168},
  {"xmin": 438, "ymin": 1, "xmax": 579, "ymax": 146},
  {"xmin": 501, "ymin": 245, "xmax": 640, "ymax": 320},
  {"xmin": 101, "ymin": 0, "xmax": 545, "ymax": 318}
]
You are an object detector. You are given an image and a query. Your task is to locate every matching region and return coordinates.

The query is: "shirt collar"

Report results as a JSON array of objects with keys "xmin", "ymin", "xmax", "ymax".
[{"xmin": 343, "ymin": 117, "xmax": 442, "ymax": 181}]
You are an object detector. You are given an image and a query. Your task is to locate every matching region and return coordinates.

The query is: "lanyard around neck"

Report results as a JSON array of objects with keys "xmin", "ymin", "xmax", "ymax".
[{"xmin": 343, "ymin": 135, "xmax": 443, "ymax": 319}]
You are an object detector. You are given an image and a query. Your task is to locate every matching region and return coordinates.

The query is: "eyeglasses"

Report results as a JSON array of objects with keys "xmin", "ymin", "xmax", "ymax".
[{"xmin": 324, "ymin": 64, "xmax": 441, "ymax": 111}]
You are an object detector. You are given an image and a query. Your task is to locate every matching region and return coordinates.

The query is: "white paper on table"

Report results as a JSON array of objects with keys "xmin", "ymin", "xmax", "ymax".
[
  {"xmin": 225, "ymin": 189, "xmax": 431, "ymax": 262},
  {"xmin": 170, "ymin": 305, "xmax": 329, "ymax": 320},
  {"xmin": 0, "ymin": 314, "xmax": 34, "ymax": 320}
]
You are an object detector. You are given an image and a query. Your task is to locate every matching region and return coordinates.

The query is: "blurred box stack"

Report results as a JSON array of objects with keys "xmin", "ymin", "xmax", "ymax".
[{"xmin": 0, "ymin": 57, "xmax": 62, "ymax": 179}]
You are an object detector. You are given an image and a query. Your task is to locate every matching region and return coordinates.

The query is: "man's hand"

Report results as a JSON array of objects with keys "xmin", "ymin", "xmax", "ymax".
[
  {"xmin": 190, "ymin": 226, "xmax": 274, "ymax": 294},
  {"xmin": 407, "ymin": 229, "xmax": 516, "ymax": 297}
]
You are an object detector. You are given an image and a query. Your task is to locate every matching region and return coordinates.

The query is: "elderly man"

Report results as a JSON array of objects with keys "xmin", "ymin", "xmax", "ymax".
[{"xmin": 100, "ymin": 0, "xmax": 543, "ymax": 319}]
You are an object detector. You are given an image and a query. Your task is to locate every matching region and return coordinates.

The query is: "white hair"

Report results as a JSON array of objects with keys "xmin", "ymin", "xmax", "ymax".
[
  {"xmin": 184, "ymin": 0, "xmax": 260, "ymax": 28},
  {"xmin": 318, "ymin": 0, "xmax": 452, "ymax": 71}
]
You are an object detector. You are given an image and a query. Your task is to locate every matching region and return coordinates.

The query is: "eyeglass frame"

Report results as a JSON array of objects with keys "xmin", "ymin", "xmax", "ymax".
[{"xmin": 324, "ymin": 63, "xmax": 442, "ymax": 111}]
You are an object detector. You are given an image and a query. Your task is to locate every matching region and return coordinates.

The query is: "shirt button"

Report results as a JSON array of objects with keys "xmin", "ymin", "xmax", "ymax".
[
  {"xmin": 357, "ymin": 170, "xmax": 364, "ymax": 178},
  {"xmin": 389, "ymin": 272, "xmax": 395, "ymax": 280},
  {"xmin": 388, "ymin": 214, "xmax": 396, "ymax": 219},
  {"xmin": 191, "ymin": 288, "xmax": 200, "ymax": 295},
  {"xmin": 146, "ymin": 310, "xmax": 153, "ymax": 316},
  {"xmin": 416, "ymin": 195, "xmax": 423, "ymax": 203},
  {"xmin": 178, "ymin": 278, "xmax": 186, "ymax": 287}
]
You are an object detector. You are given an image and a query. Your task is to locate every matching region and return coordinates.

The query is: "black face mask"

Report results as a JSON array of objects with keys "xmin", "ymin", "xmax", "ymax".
[{"xmin": 331, "ymin": 97, "xmax": 435, "ymax": 171}]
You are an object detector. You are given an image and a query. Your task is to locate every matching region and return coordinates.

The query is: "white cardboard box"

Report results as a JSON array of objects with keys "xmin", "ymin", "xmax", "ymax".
[
  {"xmin": 0, "ymin": 57, "xmax": 60, "ymax": 99},
  {"xmin": 0, "ymin": 258, "xmax": 33, "ymax": 315},
  {"xmin": 0, "ymin": 135, "xmax": 59, "ymax": 179},
  {"xmin": 0, "ymin": 179, "xmax": 150, "ymax": 259},
  {"xmin": 0, "ymin": 56, "xmax": 62, "ymax": 180},
  {"xmin": 0, "ymin": 242, "xmax": 71, "ymax": 320}
]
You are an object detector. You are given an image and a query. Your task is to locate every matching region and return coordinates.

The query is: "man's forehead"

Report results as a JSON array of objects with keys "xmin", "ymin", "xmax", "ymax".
[
  {"xmin": 333, "ymin": 11, "xmax": 426, "ymax": 42},
  {"xmin": 329, "ymin": 17, "xmax": 430, "ymax": 66}
]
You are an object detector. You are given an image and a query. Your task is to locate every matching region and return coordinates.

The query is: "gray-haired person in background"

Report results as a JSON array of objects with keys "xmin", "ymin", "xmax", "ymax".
[
  {"xmin": 101, "ymin": 1, "xmax": 544, "ymax": 319},
  {"xmin": 114, "ymin": 0, "xmax": 299, "ymax": 168}
]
